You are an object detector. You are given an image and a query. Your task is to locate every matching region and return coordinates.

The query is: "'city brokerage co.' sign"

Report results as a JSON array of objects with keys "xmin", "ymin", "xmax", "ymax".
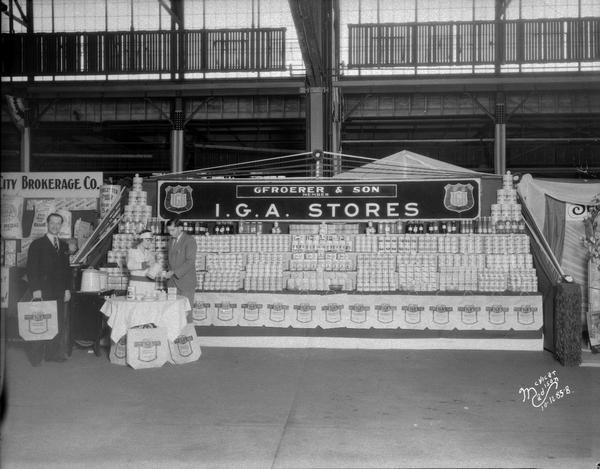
[{"xmin": 158, "ymin": 179, "xmax": 480, "ymax": 221}]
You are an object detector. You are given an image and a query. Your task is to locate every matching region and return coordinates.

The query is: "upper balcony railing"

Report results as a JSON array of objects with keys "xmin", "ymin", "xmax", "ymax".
[
  {"xmin": 1, "ymin": 27, "xmax": 286, "ymax": 77},
  {"xmin": 348, "ymin": 17, "xmax": 600, "ymax": 68},
  {"xmin": 2, "ymin": 18, "xmax": 598, "ymax": 79}
]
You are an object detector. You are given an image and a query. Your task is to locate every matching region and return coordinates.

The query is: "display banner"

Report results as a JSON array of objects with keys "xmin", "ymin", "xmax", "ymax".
[
  {"xmin": 158, "ymin": 178, "xmax": 480, "ymax": 222},
  {"xmin": 1, "ymin": 172, "xmax": 103, "ymax": 198},
  {"xmin": 192, "ymin": 292, "xmax": 542, "ymax": 331},
  {"xmin": 562, "ymin": 202, "xmax": 595, "ymax": 322}
]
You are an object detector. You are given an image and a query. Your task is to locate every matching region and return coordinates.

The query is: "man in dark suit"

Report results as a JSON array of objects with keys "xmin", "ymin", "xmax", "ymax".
[
  {"xmin": 164, "ymin": 218, "xmax": 197, "ymax": 308},
  {"xmin": 26, "ymin": 212, "xmax": 72, "ymax": 366}
]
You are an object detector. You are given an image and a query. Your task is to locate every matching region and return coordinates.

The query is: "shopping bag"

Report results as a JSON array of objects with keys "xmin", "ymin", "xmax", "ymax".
[
  {"xmin": 126, "ymin": 326, "xmax": 169, "ymax": 369},
  {"xmin": 168, "ymin": 324, "xmax": 202, "ymax": 365},
  {"xmin": 109, "ymin": 334, "xmax": 128, "ymax": 366},
  {"xmin": 17, "ymin": 300, "xmax": 58, "ymax": 341}
]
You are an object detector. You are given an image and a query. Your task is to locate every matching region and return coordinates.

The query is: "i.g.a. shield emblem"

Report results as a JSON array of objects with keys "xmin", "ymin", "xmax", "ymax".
[
  {"xmin": 164, "ymin": 185, "xmax": 193, "ymax": 214},
  {"xmin": 444, "ymin": 183, "xmax": 474, "ymax": 213}
]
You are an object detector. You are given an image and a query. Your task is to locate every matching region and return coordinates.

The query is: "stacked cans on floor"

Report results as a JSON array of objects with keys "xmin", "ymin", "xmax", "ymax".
[
  {"xmin": 490, "ymin": 171, "xmax": 526, "ymax": 234},
  {"xmin": 107, "ymin": 233, "xmax": 134, "ymax": 267},
  {"xmin": 120, "ymin": 174, "xmax": 152, "ymax": 235}
]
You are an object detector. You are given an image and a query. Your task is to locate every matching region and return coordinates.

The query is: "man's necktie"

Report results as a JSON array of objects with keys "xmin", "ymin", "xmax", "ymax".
[{"xmin": 53, "ymin": 236, "xmax": 59, "ymax": 252}]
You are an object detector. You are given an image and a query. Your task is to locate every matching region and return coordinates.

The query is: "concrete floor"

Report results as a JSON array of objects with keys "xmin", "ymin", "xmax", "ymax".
[{"xmin": 1, "ymin": 343, "xmax": 599, "ymax": 469}]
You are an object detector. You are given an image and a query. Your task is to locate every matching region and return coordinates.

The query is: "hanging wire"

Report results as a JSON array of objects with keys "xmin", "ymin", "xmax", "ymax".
[
  {"xmin": 205, "ymin": 162, "xmax": 316, "ymax": 177},
  {"xmin": 332, "ymin": 159, "xmax": 461, "ymax": 174},
  {"xmin": 190, "ymin": 158, "xmax": 316, "ymax": 177},
  {"xmin": 338, "ymin": 167, "xmax": 480, "ymax": 178},
  {"xmin": 323, "ymin": 150, "xmax": 378, "ymax": 162},
  {"xmin": 336, "ymin": 164, "xmax": 481, "ymax": 178},
  {"xmin": 324, "ymin": 150, "xmax": 493, "ymax": 179},
  {"xmin": 332, "ymin": 158, "xmax": 492, "ymax": 179},
  {"xmin": 151, "ymin": 150, "xmax": 492, "ymax": 180},
  {"xmin": 149, "ymin": 151, "xmax": 313, "ymax": 180}
]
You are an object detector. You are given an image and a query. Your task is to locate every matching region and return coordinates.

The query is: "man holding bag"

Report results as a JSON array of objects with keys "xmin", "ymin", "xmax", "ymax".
[{"xmin": 25, "ymin": 212, "xmax": 71, "ymax": 366}]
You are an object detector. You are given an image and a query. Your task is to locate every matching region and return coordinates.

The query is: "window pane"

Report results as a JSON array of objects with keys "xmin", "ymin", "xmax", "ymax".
[
  {"xmin": 204, "ymin": 0, "xmax": 253, "ymax": 28},
  {"xmin": 521, "ymin": 0, "xmax": 581, "ymax": 19},
  {"xmin": 133, "ymin": 0, "xmax": 160, "ymax": 30}
]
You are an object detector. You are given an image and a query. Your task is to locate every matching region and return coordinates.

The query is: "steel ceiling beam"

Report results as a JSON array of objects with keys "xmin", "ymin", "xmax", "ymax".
[
  {"xmin": 0, "ymin": 0, "xmax": 30, "ymax": 29},
  {"xmin": 33, "ymin": 153, "xmax": 154, "ymax": 159},
  {"xmin": 335, "ymin": 73, "xmax": 600, "ymax": 94},
  {"xmin": 343, "ymin": 138, "xmax": 598, "ymax": 144},
  {"xmin": 158, "ymin": 0, "xmax": 183, "ymax": 29},
  {"xmin": 194, "ymin": 144, "xmax": 302, "ymax": 154},
  {"xmin": 3, "ymin": 78, "xmax": 306, "ymax": 99},
  {"xmin": 342, "ymin": 139, "xmax": 494, "ymax": 143}
]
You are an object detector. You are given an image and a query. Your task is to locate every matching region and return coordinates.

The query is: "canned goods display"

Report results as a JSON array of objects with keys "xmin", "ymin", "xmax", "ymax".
[{"xmin": 103, "ymin": 172, "xmax": 538, "ymax": 295}]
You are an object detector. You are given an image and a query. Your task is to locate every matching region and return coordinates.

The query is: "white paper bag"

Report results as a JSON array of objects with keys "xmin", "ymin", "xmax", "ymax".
[
  {"xmin": 126, "ymin": 326, "xmax": 169, "ymax": 369},
  {"xmin": 109, "ymin": 334, "xmax": 128, "ymax": 366},
  {"xmin": 17, "ymin": 300, "xmax": 58, "ymax": 341},
  {"xmin": 168, "ymin": 324, "xmax": 202, "ymax": 365}
]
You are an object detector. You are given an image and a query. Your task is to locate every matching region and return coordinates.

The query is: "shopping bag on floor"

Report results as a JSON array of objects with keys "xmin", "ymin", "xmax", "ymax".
[
  {"xmin": 126, "ymin": 326, "xmax": 169, "ymax": 369},
  {"xmin": 109, "ymin": 334, "xmax": 128, "ymax": 366},
  {"xmin": 168, "ymin": 324, "xmax": 202, "ymax": 365},
  {"xmin": 17, "ymin": 300, "xmax": 58, "ymax": 341}
]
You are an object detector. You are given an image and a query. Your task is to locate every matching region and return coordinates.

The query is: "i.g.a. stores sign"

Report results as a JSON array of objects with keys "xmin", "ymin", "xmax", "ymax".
[{"xmin": 157, "ymin": 178, "xmax": 480, "ymax": 222}]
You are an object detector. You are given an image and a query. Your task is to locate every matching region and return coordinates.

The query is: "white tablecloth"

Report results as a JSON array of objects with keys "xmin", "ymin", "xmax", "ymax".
[{"xmin": 101, "ymin": 296, "xmax": 190, "ymax": 342}]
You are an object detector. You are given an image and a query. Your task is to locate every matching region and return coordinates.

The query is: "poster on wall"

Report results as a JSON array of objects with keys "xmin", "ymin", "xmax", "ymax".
[
  {"xmin": 1, "ymin": 266, "xmax": 9, "ymax": 308},
  {"xmin": 1, "ymin": 172, "xmax": 103, "ymax": 198},
  {"xmin": 563, "ymin": 203, "xmax": 596, "ymax": 322},
  {"xmin": 1, "ymin": 195, "xmax": 24, "ymax": 239},
  {"xmin": 0, "ymin": 172, "xmax": 103, "ymax": 266},
  {"xmin": 588, "ymin": 262, "xmax": 600, "ymax": 350}
]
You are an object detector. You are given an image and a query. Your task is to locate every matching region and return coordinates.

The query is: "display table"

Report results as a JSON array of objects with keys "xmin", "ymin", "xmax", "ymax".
[
  {"xmin": 100, "ymin": 296, "xmax": 190, "ymax": 342},
  {"xmin": 190, "ymin": 291, "xmax": 544, "ymax": 350}
]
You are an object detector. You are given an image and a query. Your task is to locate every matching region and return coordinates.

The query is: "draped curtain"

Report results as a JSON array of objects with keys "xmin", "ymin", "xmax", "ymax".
[{"xmin": 543, "ymin": 195, "xmax": 566, "ymax": 263}]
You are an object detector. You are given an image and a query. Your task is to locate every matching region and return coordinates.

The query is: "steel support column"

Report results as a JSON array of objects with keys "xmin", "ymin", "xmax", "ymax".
[
  {"xmin": 494, "ymin": 124, "xmax": 506, "ymax": 175},
  {"xmin": 331, "ymin": 88, "xmax": 342, "ymax": 175},
  {"xmin": 309, "ymin": 87, "xmax": 325, "ymax": 177},
  {"xmin": 330, "ymin": 0, "xmax": 342, "ymax": 175},
  {"xmin": 494, "ymin": 93, "xmax": 506, "ymax": 175},
  {"xmin": 170, "ymin": 99, "xmax": 185, "ymax": 172},
  {"xmin": 20, "ymin": 125, "xmax": 31, "ymax": 172}
]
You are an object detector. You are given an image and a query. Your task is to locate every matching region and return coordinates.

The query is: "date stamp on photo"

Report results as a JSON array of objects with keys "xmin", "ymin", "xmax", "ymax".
[{"xmin": 518, "ymin": 370, "xmax": 572, "ymax": 411}]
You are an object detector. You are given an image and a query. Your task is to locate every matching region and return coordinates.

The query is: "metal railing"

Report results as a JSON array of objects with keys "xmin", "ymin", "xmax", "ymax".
[
  {"xmin": 348, "ymin": 17, "xmax": 600, "ymax": 67},
  {"xmin": 2, "ymin": 18, "xmax": 598, "ymax": 77},
  {"xmin": 1, "ymin": 27, "xmax": 286, "ymax": 76}
]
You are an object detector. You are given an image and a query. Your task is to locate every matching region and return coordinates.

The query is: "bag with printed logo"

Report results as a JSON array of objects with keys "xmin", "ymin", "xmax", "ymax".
[
  {"xmin": 109, "ymin": 334, "xmax": 128, "ymax": 366},
  {"xmin": 126, "ymin": 326, "xmax": 169, "ymax": 369},
  {"xmin": 167, "ymin": 324, "xmax": 202, "ymax": 365},
  {"xmin": 17, "ymin": 300, "xmax": 58, "ymax": 341}
]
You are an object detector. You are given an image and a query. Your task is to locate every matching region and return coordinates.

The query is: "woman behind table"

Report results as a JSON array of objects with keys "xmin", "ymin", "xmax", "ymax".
[{"xmin": 126, "ymin": 230, "xmax": 156, "ymax": 297}]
